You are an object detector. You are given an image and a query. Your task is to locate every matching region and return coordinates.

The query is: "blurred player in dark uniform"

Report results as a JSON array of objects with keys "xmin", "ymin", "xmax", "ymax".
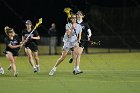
[
  {"xmin": 69, "ymin": 11, "xmax": 92, "ymax": 62},
  {"xmin": 69, "ymin": 11, "xmax": 92, "ymax": 74},
  {"xmin": 4, "ymin": 26, "xmax": 23, "ymax": 77},
  {"xmin": 22, "ymin": 20, "xmax": 40, "ymax": 73},
  {"xmin": 77, "ymin": 11, "xmax": 92, "ymax": 53}
]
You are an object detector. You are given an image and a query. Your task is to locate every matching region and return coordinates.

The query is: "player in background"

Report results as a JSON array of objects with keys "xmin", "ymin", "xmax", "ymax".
[
  {"xmin": 22, "ymin": 20, "xmax": 40, "ymax": 73},
  {"xmin": 69, "ymin": 11, "xmax": 92, "ymax": 74},
  {"xmin": 4, "ymin": 26, "xmax": 23, "ymax": 77}
]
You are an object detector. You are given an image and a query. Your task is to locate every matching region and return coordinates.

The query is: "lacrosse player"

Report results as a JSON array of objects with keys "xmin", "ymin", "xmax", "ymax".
[
  {"xmin": 49, "ymin": 14, "xmax": 82, "ymax": 75},
  {"xmin": 22, "ymin": 20, "xmax": 40, "ymax": 73},
  {"xmin": 4, "ymin": 27, "xmax": 23, "ymax": 77}
]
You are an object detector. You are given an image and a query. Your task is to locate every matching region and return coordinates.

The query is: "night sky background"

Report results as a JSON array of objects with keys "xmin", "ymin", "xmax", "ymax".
[
  {"xmin": 0, "ymin": 0, "xmax": 138, "ymax": 34},
  {"xmin": 0, "ymin": 0, "xmax": 140, "ymax": 48}
]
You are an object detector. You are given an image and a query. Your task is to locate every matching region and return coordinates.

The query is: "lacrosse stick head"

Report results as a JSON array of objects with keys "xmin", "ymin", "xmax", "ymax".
[
  {"xmin": 34, "ymin": 18, "xmax": 42, "ymax": 29},
  {"xmin": 64, "ymin": 7, "xmax": 72, "ymax": 22}
]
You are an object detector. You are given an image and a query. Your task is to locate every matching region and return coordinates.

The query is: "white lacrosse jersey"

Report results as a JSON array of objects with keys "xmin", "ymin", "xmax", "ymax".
[{"xmin": 62, "ymin": 23, "xmax": 82, "ymax": 49}]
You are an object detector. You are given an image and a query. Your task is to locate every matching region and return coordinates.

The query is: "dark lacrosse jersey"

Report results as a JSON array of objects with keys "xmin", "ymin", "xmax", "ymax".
[
  {"xmin": 4, "ymin": 35, "xmax": 20, "ymax": 53},
  {"xmin": 22, "ymin": 29, "xmax": 39, "ymax": 47},
  {"xmin": 77, "ymin": 21, "xmax": 90, "ymax": 40}
]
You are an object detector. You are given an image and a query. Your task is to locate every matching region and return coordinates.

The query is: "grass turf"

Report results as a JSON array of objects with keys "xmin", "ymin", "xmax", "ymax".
[{"xmin": 0, "ymin": 52, "xmax": 140, "ymax": 93}]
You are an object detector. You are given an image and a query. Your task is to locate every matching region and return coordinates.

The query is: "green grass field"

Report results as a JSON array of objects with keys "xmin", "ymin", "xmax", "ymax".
[{"xmin": 0, "ymin": 52, "xmax": 140, "ymax": 93}]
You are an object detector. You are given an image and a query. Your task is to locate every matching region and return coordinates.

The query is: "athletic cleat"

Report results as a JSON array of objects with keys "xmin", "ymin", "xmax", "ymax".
[
  {"xmin": 73, "ymin": 70, "xmax": 83, "ymax": 75},
  {"xmin": 73, "ymin": 70, "xmax": 79, "ymax": 75},
  {"xmin": 14, "ymin": 72, "xmax": 18, "ymax": 77},
  {"xmin": 49, "ymin": 68, "xmax": 56, "ymax": 76},
  {"xmin": 78, "ymin": 69, "xmax": 83, "ymax": 74},
  {"xmin": 73, "ymin": 70, "xmax": 77, "ymax": 75},
  {"xmin": 0, "ymin": 67, "xmax": 4, "ymax": 75},
  {"xmin": 36, "ymin": 67, "xmax": 40, "ymax": 72},
  {"xmin": 69, "ymin": 58, "xmax": 73, "ymax": 63},
  {"xmin": 33, "ymin": 68, "xmax": 37, "ymax": 73}
]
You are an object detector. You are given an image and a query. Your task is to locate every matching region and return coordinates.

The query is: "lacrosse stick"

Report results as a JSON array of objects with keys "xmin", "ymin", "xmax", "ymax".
[
  {"xmin": 90, "ymin": 41, "xmax": 101, "ymax": 45},
  {"xmin": 22, "ymin": 18, "xmax": 42, "ymax": 45},
  {"xmin": 81, "ymin": 40, "xmax": 101, "ymax": 45},
  {"xmin": 18, "ymin": 18, "xmax": 42, "ymax": 52},
  {"xmin": 64, "ymin": 7, "xmax": 72, "ymax": 21}
]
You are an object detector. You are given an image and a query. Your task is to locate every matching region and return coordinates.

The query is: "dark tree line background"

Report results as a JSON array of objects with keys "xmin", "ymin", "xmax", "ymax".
[{"xmin": 0, "ymin": 0, "xmax": 140, "ymax": 48}]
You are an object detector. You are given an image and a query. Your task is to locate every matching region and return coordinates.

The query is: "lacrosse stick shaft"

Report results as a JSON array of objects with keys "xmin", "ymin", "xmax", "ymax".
[
  {"xmin": 25, "ymin": 28, "xmax": 35, "ymax": 41},
  {"xmin": 21, "ymin": 28, "xmax": 36, "ymax": 45},
  {"xmin": 81, "ymin": 40, "xmax": 101, "ymax": 45}
]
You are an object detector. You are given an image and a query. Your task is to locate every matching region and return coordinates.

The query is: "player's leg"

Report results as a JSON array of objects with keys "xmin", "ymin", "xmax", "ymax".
[
  {"xmin": 68, "ymin": 49, "xmax": 74, "ymax": 63},
  {"xmin": 84, "ymin": 41, "xmax": 88, "ymax": 54},
  {"xmin": 73, "ymin": 47, "xmax": 83, "ymax": 75},
  {"xmin": 13, "ymin": 56, "xmax": 18, "ymax": 77},
  {"xmin": 49, "ymin": 49, "xmax": 68, "ymax": 76},
  {"xmin": 25, "ymin": 48, "xmax": 37, "ymax": 72},
  {"xmin": 33, "ymin": 51, "xmax": 40, "ymax": 72},
  {"xmin": 6, "ymin": 52, "xmax": 17, "ymax": 76}
]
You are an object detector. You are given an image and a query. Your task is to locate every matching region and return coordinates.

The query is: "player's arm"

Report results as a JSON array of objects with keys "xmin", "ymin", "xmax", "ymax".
[
  {"xmin": 22, "ymin": 36, "xmax": 25, "ymax": 42},
  {"xmin": 86, "ymin": 23, "xmax": 92, "ymax": 41},
  {"xmin": 87, "ymin": 29, "xmax": 92, "ymax": 38},
  {"xmin": 66, "ymin": 29, "xmax": 73, "ymax": 38},
  {"xmin": 78, "ymin": 25, "xmax": 82, "ymax": 42},
  {"xmin": 21, "ymin": 35, "xmax": 28, "ymax": 45},
  {"xmin": 21, "ymin": 30, "xmax": 26, "ymax": 42},
  {"xmin": 66, "ymin": 23, "xmax": 74, "ymax": 38},
  {"xmin": 31, "ymin": 30, "xmax": 40, "ymax": 40},
  {"xmin": 8, "ymin": 44, "xmax": 22, "ymax": 49},
  {"xmin": 78, "ymin": 31, "xmax": 82, "ymax": 43},
  {"xmin": 31, "ymin": 36, "xmax": 40, "ymax": 40},
  {"xmin": 5, "ymin": 38, "xmax": 22, "ymax": 49}
]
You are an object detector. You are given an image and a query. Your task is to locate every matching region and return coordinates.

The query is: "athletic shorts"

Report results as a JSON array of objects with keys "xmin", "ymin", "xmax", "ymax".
[
  {"xmin": 25, "ymin": 43, "xmax": 38, "ymax": 52},
  {"xmin": 3, "ymin": 51, "xmax": 19, "ymax": 56},
  {"xmin": 62, "ymin": 41, "xmax": 79, "ymax": 51},
  {"xmin": 79, "ymin": 40, "xmax": 87, "ymax": 48}
]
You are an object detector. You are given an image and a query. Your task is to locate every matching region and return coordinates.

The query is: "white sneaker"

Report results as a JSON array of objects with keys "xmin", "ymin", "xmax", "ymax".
[
  {"xmin": 36, "ymin": 66, "xmax": 40, "ymax": 72},
  {"xmin": 14, "ymin": 72, "xmax": 18, "ymax": 77},
  {"xmin": 49, "ymin": 68, "xmax": 56, "ymax": 76},
  {"xmin": 73, "ymin": 69, "xmax": 83, "ymax": 75},
  {"xmin": 33, "ymin": 67, "xmax": 37, "ymax": 73},
  {"xmin": 77, "ymin": 69, "xmax": 83, "ymax": 73},
  {"xmin": 0, "ymin": 67, "xmax": 4, "ymax": 75}
]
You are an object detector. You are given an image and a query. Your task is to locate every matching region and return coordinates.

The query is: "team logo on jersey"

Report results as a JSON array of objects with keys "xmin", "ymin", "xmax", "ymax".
[
  {"xmin": 10, "ymin": 40, "xmax": 18, "ymax": 45},
  {"xmin": 25, "ymin": 34, "xmax": 33, "ymax": 38}
]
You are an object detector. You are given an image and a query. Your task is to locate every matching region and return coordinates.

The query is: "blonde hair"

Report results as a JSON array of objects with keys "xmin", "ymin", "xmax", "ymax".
[
  {"xmin": 70, "ymin": 14, "xmax": 77, "ymax": 19},
  {"xmin": 4, "ymin": 26, "xmax": 16, "ymax": 36}
]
